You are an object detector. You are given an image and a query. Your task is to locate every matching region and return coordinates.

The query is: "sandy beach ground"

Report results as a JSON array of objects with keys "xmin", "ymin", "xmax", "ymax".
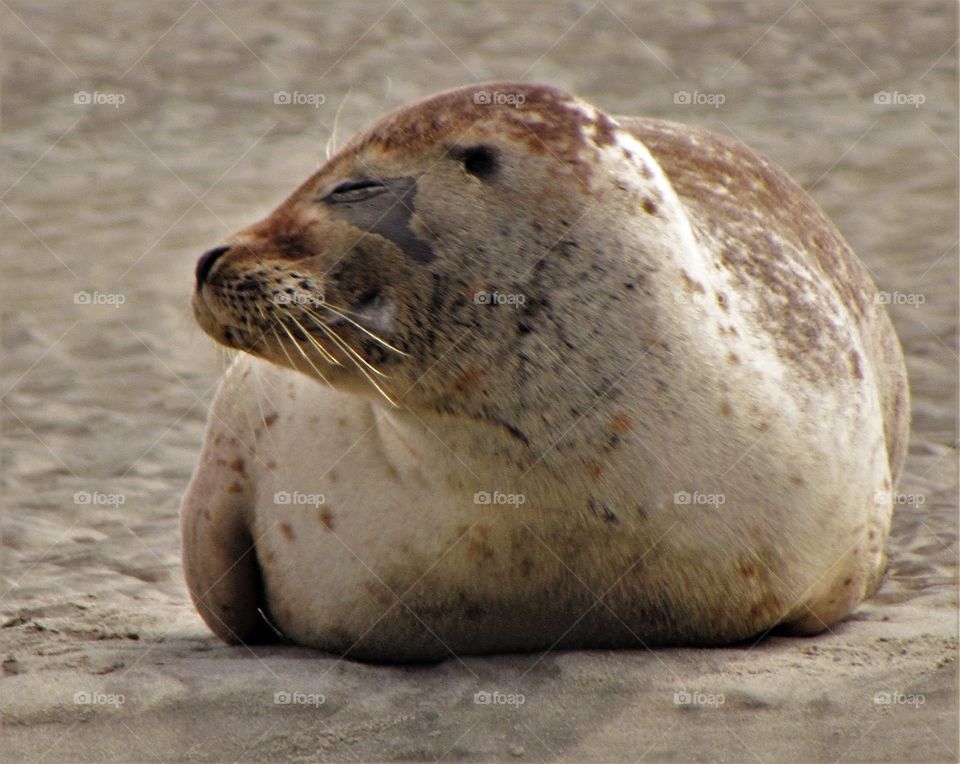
[{"xmin": 1, "ymin": 1, "xmax": 957, "ymax": 761}]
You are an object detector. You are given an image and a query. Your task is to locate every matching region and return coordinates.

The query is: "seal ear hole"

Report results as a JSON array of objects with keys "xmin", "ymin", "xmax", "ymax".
[{"xmin": 460, "ymin": 145, "xmax": 498, "ymax": 179}]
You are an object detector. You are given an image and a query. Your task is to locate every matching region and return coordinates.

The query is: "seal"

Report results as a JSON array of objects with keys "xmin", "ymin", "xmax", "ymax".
[{"xmin": 182, "ymin": 81, "xmax": 909, "ymax": 661}]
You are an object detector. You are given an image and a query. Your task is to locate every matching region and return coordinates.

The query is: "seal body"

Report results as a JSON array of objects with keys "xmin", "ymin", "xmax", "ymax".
[{"xmin": 182, "ymin": 82, "xmax": 909, "ymax": 661}]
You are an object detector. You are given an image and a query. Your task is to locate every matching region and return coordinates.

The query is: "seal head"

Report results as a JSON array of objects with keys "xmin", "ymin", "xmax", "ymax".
[{"xmin": 192, "ymin": 82, "xmax": 690, "ymax": 457}]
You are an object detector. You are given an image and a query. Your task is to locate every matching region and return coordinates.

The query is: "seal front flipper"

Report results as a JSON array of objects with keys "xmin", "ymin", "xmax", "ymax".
[
  {"xmin": 180, "ymin": 361, "xmax": 278, "ymax": 646},
  {"xmin": 181, "ymin": 465, "xmax": 277, "ymax": 645}
]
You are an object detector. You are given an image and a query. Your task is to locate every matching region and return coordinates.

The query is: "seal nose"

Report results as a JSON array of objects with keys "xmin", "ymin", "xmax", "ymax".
[{"xmin": 195, "ymin": 245, "xmax": 230, "ymax": 287}]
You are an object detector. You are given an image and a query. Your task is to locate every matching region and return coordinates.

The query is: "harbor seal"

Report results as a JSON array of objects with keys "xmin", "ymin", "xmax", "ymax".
[{"xmin": 182, "ymin": 81, "xmax": 909, "ymax": 661}]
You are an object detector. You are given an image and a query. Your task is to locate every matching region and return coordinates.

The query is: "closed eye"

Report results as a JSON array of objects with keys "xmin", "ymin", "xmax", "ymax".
[{"xmin": 324, "ymin": 179, "xmax": 388, "ymax": 204}]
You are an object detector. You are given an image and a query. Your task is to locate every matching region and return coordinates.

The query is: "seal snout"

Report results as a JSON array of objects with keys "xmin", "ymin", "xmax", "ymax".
[{"xmin": 195, "ymin": 245, "xmax": 231, "ymax": 287}]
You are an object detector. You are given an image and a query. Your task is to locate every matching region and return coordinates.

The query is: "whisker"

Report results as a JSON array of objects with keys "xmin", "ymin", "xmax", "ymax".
[
  {"xmin": 301, "ymin": 311, "xmax": 388, "ymax": 379},
  {"xmin": 305, "ymin": 303, "xmax": 407, "ymax": 356},
  {"xmin": 275, "ymin": 322, "xmax": 332, "ymax": 387},
  {"xmin": 247, "ymin": 360, "xmax": 284, "ymax": 458},
  {"xmin": 216, "ymin": 344, "xmax": 237, "ymax": 372},
  {"xmin": 325, "ymin": 87, "xmax": 352, "ymax": 161},
  {"xmin": 287, "ymin": 313, "xmax": 342, "ymax": 366},
  {"xmin": 270, "ymin": 325, "xmax": 294, "ymax": 368},
  {"xmin": 270, "ymin": 325, "xmax": 296, "ymax": 369},
  {"xmin": 235, "ymin": 294, "xmax": 398, "ymax": 405},
  {"xmin": 312, "ymin": 319, "xmax": 397, "ymax": 405},
  {"xmin": 308, "ymin": 301, "xmax": 373, "ymax": 323}
]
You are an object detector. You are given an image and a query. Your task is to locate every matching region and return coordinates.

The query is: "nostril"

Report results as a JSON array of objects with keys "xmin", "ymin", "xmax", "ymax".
[{"xmin": 195, "ymin": 245, "xmax": 231, "ymax": 286}]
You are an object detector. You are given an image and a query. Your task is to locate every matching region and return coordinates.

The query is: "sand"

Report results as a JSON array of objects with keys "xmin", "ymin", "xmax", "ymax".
[{"xmin": 1, "ymin": 1, "xmax": 957, "ymax": 761}]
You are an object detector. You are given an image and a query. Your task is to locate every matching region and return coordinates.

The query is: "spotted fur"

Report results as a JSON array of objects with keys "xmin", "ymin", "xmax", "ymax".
[{"xmin": 182, "ymin": 82, "xmax": 909, "ymax": 660}]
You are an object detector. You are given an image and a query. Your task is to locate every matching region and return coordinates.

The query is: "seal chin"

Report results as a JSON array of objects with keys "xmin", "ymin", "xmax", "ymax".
[
  {"xmin": 191, "ymin": 291, "xmax": 262, "ymax": 353},
  {"xmin": 191, "ymin": 291, "xmax": 225, "ymax": 341}
]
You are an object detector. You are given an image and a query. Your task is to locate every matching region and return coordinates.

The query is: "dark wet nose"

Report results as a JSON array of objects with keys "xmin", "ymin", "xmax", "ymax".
[{"xmin": 195, "ymin": 245, "xmax": 230, "ymax": 286}]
